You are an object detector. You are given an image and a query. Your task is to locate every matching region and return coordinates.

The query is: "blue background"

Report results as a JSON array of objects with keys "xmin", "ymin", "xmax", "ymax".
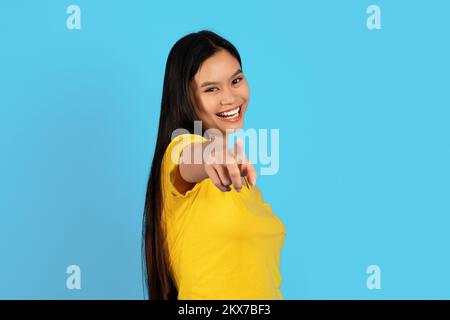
[{"xmin": 1, "ymin": 0, "xmax": 449, "ymax": 299}]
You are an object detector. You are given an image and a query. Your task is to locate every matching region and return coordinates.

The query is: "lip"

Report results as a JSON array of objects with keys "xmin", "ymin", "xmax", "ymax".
[{"xmin": 216, "ymin": 104, "xmax": 243, "ymax": 123}]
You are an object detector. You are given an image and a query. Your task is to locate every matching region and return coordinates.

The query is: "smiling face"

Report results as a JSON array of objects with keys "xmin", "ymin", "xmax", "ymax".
[{"xmin": 190, "ymin": 49, "xmax": 250, "ymax": 135}]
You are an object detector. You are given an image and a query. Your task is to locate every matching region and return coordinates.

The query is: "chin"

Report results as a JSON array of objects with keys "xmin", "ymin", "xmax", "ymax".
[{"xmin": 222, "ymin": 118, "xmax": 244, "ymax": 132}]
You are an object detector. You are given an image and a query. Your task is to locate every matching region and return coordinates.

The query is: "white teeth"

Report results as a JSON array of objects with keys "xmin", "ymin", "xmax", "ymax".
[{"xmin": 217, "ymin": 106, "xmax": 240, "ymax": 118}]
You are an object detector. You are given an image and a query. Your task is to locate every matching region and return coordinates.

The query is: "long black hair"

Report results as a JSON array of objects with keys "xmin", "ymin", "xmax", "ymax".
[{"xmin": 142, "ymin": 30, "xmax": 242, "ymax": 300}]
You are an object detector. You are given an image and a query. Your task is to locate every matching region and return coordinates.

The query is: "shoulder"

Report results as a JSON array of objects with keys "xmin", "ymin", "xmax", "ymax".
[
  {"xmin": 165, "ymin": 133, "xmax": 207, "ymax": 154},
  {"xmin": 161, "ymin": 133, "xmax": 207, "ymax": 198},
  {"xmin": 163, "ymin": 133, "xmax": 207, "ymax": 164}
]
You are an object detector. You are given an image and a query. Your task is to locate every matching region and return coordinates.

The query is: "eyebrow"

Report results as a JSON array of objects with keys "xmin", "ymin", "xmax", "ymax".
[{"xmin": 199, "ymin": 69, "xmax": 243, "ymax": 88}]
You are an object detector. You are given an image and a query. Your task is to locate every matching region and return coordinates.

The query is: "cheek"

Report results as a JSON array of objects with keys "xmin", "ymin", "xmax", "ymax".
[
  {"xmin": 198, "ymin": 96, "xmax": 219, "ymax": 116},
  {"xmin": 240, "ymin": 83, "xmax": 250, "ymax": 101}
]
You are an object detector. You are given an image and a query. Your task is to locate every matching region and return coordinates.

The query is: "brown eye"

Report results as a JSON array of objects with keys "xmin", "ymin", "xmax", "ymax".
[
  {"xmin": 205, "ymin": 87, "xmax": 219, "ymax": 93},
  {"xmin": 232, "ymin": 77, "xmax": 242, "ymax": 85}
]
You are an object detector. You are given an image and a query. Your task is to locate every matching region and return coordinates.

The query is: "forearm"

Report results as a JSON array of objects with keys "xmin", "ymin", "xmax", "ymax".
[{"xmin": 178, "ymin": 142, "xmax": 209, "ymax": 183}]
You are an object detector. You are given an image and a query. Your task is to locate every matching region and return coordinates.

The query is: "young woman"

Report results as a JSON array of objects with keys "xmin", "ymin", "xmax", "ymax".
[{"xmin": 143, "ymin": 30, "xmax": 286, "ymax": 300}]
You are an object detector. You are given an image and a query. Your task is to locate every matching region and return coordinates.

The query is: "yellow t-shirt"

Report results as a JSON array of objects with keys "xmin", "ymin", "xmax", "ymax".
[{"xmin": 160, "ymin": 133, "xmax": 287, "ymax": 300}]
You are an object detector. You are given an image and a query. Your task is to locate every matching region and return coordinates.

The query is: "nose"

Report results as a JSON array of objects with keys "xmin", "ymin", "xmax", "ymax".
[{"xmin": 220, "ymin": 86, "xmax": 236, "ymax": 105}]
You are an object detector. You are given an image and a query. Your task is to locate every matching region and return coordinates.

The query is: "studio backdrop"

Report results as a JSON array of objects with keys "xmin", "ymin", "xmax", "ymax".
[{"xmin": 0, "ymin": 0, "xmax": 449, "ymax": 299}]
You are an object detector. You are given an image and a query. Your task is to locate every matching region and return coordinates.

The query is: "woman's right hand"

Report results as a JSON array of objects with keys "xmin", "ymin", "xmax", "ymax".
[
  {"xmin": 203, "ymin": 137, "xmax": 257, "ymax": 192},
  {"xmin": 179, "ymin": 136, "xmax": 257, "ymax": 192}
]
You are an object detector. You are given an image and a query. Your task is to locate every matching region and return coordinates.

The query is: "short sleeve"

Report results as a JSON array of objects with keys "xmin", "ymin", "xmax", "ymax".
[{"xmin": 161, "ymin": 133, "xmax": 207, "ymax": 198}]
